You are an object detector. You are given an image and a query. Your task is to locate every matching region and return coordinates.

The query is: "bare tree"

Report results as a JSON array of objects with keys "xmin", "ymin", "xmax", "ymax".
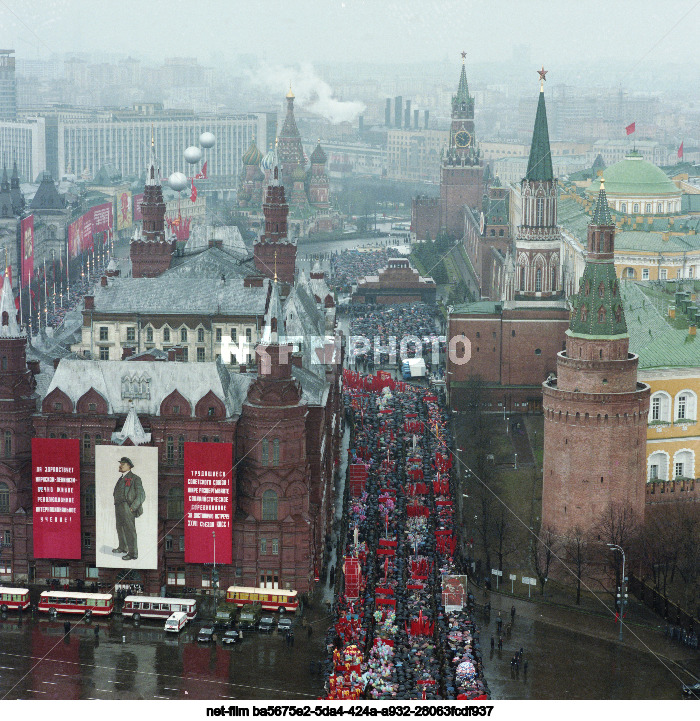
[
  {"xmin": 562, "ymin": 526, "xmax": 591, "ymax": 605},
  {"xmin": 638, "ymin": 507, "xmax": 677, "ymax": 596},
  {"xmin": 595, "ymin": 503, "xmax": 641, "ymax": 597},
  {"xmin": 533, "ymin": 525, "xmax": 559, "ymax": 595}
]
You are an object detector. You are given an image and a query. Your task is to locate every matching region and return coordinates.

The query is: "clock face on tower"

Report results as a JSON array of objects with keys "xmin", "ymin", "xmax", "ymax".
[{"xmin": 455, "ymin": 130, "xmax": 472, "ymax": 148}]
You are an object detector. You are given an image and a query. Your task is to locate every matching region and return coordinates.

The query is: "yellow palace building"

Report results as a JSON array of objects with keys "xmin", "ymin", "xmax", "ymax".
[
  {"xmin": 621, "ymin": 281, "xmax": 700, "ymax": 503},
  {"xmin": 559, "ymin": 152, "xmax": 700, "ymax": 295}
]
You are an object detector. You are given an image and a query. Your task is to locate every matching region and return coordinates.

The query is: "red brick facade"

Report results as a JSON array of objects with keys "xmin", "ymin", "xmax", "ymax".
[{"xmin": 447, "ymin": 305, "xmax": 569, "ymax": 413}]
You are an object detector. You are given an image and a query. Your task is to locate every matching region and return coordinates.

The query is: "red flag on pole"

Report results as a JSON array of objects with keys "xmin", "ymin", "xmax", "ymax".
[
  {"xmin": 625, "ymin": 122, "xmax": 636, "ymax": 135},
  {"xmin": 678, "ymin": 141, "xmax": 684, "ymax": 159},
  {"xmin": 195, "ymin": 161, "xmax": 207, "ymax": 179},
  {"xmin": 190, "ymin": 183, "xmax": 197, "ymax": 203}
]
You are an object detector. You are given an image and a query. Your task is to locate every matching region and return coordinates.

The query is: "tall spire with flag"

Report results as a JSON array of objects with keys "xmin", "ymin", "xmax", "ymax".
[
  {"xmin": 508, "ymin": 66, "xmax": 562, "ymax": 300},
  {"xmin": 525, "ymin": 67, "xmax": 553, "ymax": 182}
]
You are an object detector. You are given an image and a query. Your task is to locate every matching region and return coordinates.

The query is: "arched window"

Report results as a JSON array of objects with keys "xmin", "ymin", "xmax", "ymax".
[
  {"xmin": 4, "ymin": 431, "xmax": 11, "ymax": 457},
  {"xmin": 551, "ymin": 266, "xmax": 557, "ymax": 290},
  {"xmin": 167, "ymin": 486, "xmax": 184, "ymax": 518},
  {"xmin": 273, "ymin": 439, "xmax": 280, "ymax": 466},
  {"xmin": 262, "ymin": 490, "xmax": 278, "ymax": 521},
  {"xmin": 598, "ymin": 306, "xmax": 606, "ymax": 323},
  {"xmin": 645, "ymin": 203, "xmax": 651, "ymax": 213},
  {"xmin": 648, "ymin": 451, "xmax": 668, "ymax": 481},
  {"xmin": 620, "ymin": 203, "xmax": 627, "ymax": 213},
  {"xmin": 83, "ymin": 484, "xmax": 95, "ymax": 517},
  {"xmin": 673, "ymin": 450, "xmax": 694, "ymax": 479},
  {"xmin": 261, "ymin": 438, "xmax": 269, "ymax": 466},
  {"xmin": 657, "ymin": 203, "xmax": 662, "ymax": 213},
  {"xmin": 535, "ymin": 267, "xmax": 542, "ymax": 292},
  {"xmin": 163, "ymin": 327, "xmax": 170, "ymax": 342},
  {"xmin": 633, "ymin": 203, "xmax": 639, "ymax": 213},
  {"xmin": 146, "ymin": 326, "xmax": 153, "ymax": 342},
  {"xmin": 650, "ymin": 392, "xmax": 671, "ymax": 423},
  {"xmin": 625, "ymin": 267, "xmax": 635, "ymax": 279},
  {"xmin": 580, "ymin": 304, "xmax": 588, "ymax": 322},
  {"xmin": 498, "ymin": 229, "xmax": 504, "ymax": 237},
  {"xmin": 180, "ymin": 328, "xmax": 188, "ymax": 343},
  {"xmin": 0, "ymin": 482, "xmax": 9, "ymax": 513},
  {"xmin": 598, "ymin": 282, "xmax": 605, "ymax": 298},
  {"xmin": 519, "ymin": 265, "xmax": 525, "ymax": 292},
  {"xmin": 166, "ymin": 436, "xmax": 174, "ymax": 462},
  {"xmin": 197, "ymin": 328, "xmax": 204, "ymax": 343},
  {"xmin": 674, "ymin": 390, "xmax": 697, "ymax": 421},
  {"xmin": 178, "ymin": 435, "xmax": 185, "ymax": 461}
]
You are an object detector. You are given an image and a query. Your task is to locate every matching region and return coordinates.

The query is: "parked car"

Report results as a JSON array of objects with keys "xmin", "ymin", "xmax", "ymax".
[
  {"xmin": 277, "ymin": 617, "xmax": 293, "ymax": 635},
  {"xmin": 258, "ymin": 616, "xmax": 275, "ymax": 633},
  {"xmin": 221, "ymin": 629, "xmax": 241, "ymax": 645},
  {"xmin": 197, "ymin": 626, "xmax": 215, "ymax": 643},
  {"xmin": 682, "ymin": 682, "xmax": 700, "ymax": 699},
  {"xmin": 238, "ymin": 604, "xmax": 262, "ymax": 630}
]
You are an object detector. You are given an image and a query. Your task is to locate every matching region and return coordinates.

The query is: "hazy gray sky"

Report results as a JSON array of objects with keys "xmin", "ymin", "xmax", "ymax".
[{"xmin": 2, "ymin": 0, "xmax": 698, "ymax": 70}]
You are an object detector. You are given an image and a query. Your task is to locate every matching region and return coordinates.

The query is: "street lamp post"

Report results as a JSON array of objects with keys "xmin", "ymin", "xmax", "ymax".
[
  {"xmin": 514, "ymin": 453, "xmax": 518, "ymax": 470},
  {"xmin": 607, "ymin": 543, "xmax": 627, "ymax": 641}
]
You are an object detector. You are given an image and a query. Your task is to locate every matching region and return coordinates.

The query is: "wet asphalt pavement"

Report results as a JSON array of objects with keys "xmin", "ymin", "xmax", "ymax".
[{"xmin": 0, "ymin": 604, "xmax": 332, "ymax": 700}]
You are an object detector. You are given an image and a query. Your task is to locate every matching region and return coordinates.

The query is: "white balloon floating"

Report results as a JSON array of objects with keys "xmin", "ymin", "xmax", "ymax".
[
  {"xmin": 168, "ymin": 171, "xmax": 189, "ymax": 192},
  {"xmin": 199, "ymin": 132, "xmax": 215, "ymax": 149},
  {"xmin": 184, "ymin": 145, "xmax": 202, "ymax": 164}
]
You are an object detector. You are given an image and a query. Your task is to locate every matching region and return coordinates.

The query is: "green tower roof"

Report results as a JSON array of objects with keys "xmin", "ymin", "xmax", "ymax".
[
  {"xmin": 569, "ymin": 262, "xmax": 627, "ymax": 338},
  {"xmin": 525, "ymin": 90, "xmax": 553, "ymax": 182},
  {"xmin": 456, "ymin": 63, "xmax": 469, "ymax": 105},
  {"xmin": 591, "ymin": 182, "xmax": 613, "ymax": 225}
]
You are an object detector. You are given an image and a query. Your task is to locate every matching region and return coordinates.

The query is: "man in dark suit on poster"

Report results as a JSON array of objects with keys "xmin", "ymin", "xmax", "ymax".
[{"xmin": 112, "ymin": 457, "xmax": 146, "ymax": 561}]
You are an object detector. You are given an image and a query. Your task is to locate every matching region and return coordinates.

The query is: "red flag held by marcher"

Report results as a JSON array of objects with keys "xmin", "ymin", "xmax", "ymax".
[
  {"xmin": 190, "ymin": 183, "xmax": 197, "ymax": 203},
  {"xmin": 625, "ymin": 122, "xmax": 636, "ymax": 135},
  {"xmin": 678, "ymin": 141, "xmax": 684, "ymax": 159}
]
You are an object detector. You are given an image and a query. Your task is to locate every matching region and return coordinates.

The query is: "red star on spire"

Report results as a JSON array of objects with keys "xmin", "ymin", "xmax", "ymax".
[
  {"xmin": 537, "ymin": 66, "xmax": 548, "ymax": 82},
  {"xmin": 461, "ymin": 51, "xmax": 467, "ymax": 61}
]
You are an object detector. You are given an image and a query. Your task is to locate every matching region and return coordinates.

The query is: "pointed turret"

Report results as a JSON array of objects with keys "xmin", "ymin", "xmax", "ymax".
[
  {"xmin": 263, "ymin": 278, "xmax": 285, "ymax": 344},
  {"xmin": 455, "ymin": 62, "xmax": 469, "ymax": 107},
  {"xmin": 278, "ymin": 85, "xmax": 306, "ymax": 192},
  {"xmin": 568, "ymin": 179, "xmax": 626, "ymax": 339},
  {"xmin": 525, "ymin": 87, "xmax": 553, "ymax": 182},
  {"xmin": 111, "ymin": 405, "xmax": 152, "ymax": 445},
  {"xmin": 0, "ymin": 266, "xmax": 21, "ymax": 337}
]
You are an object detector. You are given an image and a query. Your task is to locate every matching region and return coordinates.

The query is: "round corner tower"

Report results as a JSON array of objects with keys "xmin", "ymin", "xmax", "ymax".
[{"xmin": 542, "ymin": 182, "xmax": 649, "ymax": 535}]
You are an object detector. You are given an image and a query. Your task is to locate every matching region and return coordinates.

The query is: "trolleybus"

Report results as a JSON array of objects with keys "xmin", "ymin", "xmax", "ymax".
[
  {"xmin": 122, "ymin": 595, "xmax": 197, "ymax": 622},
  {"xmin": 38, "ymin": 591, "xmax": 113, "ymax": 616},
  {"xmin": 225, "ymin": 586, "xmax": 298, "ymax": 612},
  {"xmin": 0, "ymin": 587, "xmax": 31, "ymax": 612}
]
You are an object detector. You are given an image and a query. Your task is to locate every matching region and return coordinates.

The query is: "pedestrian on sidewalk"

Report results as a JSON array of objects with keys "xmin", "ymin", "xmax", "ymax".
[
  {"xmin": 498, "ymin": 636, "xmax": 503, "ymax": 650},
  {"xmin": 490, "ymin": 635, "xmax": 494, "ymax": 651},
  {"xmin": 511, "ymin": 605, "xmax": 516, "ymax": 621}
]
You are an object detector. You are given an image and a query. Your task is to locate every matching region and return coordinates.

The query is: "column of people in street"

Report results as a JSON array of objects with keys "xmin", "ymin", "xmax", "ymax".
[{"xmin": 324, "ymin": 367, "xmax": 489, "ymax": 700}]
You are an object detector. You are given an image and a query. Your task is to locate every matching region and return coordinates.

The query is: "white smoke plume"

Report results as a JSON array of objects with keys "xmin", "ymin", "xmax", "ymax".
[{"xmin": 251, "ymin": 63, "xmax": 366, "ymax": 125}]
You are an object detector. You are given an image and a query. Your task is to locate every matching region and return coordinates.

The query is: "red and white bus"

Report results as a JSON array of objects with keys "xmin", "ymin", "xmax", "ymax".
[
  {"xmin": 122, "ymin": 595, "xmax": 197, "ymax": 622},
  {"xmin": 38, "ymin": 591, "xmax": 113, "ymax": 616},
  {"xmin": 225, "ymin": 586, "xmax": 298, "ymax": 612},
  {"xmin": 0, "ymin": 587, "xmax": 31, "ymax": 612}
]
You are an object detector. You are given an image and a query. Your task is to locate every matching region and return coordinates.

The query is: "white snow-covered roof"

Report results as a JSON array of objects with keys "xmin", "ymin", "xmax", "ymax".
[
  {"xmin": 0, "ymin": 269, "xmax": 23, "ymax": 338},
  {"xmin": 91, "ymin": 276, "xmax": 268, "ymax": 317},
  {"xmin": 166, "ymin": 245, "xmax": 254, "ymax": 280},
  {"xmin": 185, "ymin": 224, "xmax": 248, "ymax": 257},
  {"xmin": 112, "ymin": 405, "xmax": 151, "ymax": 445},
  {"xmin": 45, "ymin": 358, "xmax": 253, "ymax": 417}
]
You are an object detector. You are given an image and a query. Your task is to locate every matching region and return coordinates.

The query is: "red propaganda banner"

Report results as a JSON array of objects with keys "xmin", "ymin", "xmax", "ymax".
[
  {"xmin": 625, "ymin": 122, "xmax": 636, "ymax": 135},
  {"xmin": 184, "ymin": 442, "xmax": 232, "ymax": 564},
  {"xmin": 91, "ymin": 202, "xmax": 113, "ymax": 234},
  {"xmin": 32, "ymin": 438, "xmax": 81, "ymax": 559},
  {"xmin": 132, "ymin": 193, "xmax": 144, "ymax": 221},
  {"xmin": 20, "ymin": 215, "xmax": 34, "ymax": 287}
]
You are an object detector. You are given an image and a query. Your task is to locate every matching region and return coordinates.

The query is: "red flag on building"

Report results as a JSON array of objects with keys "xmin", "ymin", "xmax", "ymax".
[
  {"xmin": 195, "ymin": 161, "xmax": 207, "ymax": 179},
  {"xmin": 625, "ymin": 122, "xmax": 636, "ymax": 135},
  {"xmin": 678, "ymin": 141, "xmax": 684, "ymax": 159},
  {"xmin": 190, "ymin": 183, "xmax": 197, "ymax": 203}
]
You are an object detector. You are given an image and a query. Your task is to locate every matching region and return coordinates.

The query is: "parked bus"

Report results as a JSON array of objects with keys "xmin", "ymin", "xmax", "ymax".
[
  {"xmin": 122, "ymin": 595, "xmax": 197, "ymax": 622},
  {"xmin": 0, "ymin": 587, "xmax": 31, "ymax": 612},
  {"xmin": 225, "ymin": 586, "xmax": 298, "ymax": 612},
  {"xmin": 38, "ymin": 591, "xmax": 113, "ymax": 616}
]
